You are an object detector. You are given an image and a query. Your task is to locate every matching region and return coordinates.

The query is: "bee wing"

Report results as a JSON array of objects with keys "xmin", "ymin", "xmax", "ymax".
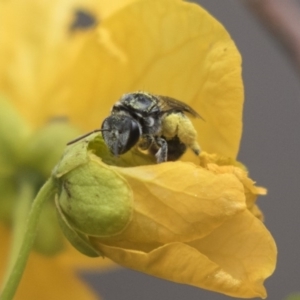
[{"xmin": 155, "ymin": 95, "xmax": 203, "ymax": 119}]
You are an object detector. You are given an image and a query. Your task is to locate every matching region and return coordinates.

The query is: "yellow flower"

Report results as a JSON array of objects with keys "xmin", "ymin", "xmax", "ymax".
[
  {"xmin": 0, "ymin": 0, "xmax": 276, "ymax": 299},
  {"xmin": 53, "ymin": 134, "xmax": 275, "ymax": 299}
]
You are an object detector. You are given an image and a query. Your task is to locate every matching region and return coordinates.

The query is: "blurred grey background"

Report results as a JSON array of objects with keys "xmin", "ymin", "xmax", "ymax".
[{"xmin": 82, "ymin": 1, "xmax": 300, "ymax": 299}]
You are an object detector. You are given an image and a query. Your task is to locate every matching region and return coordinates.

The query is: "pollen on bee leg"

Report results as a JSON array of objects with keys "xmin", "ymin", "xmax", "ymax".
[
  {"xmin": 161, "ymin": 114, "xmax": 179, "ymax": 139},
  {"xmin": 177, "ymin": 116, "xmax": 200, "ymax": 155},
  {"xmin": 190, "ymin": 141, "xmax": 201, "ymax": 156}
]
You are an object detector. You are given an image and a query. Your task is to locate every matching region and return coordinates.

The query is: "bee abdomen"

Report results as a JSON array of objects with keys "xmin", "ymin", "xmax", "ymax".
[{"xmin": 165, "ymin": 136, "xmax": 187, "ymax": 161}]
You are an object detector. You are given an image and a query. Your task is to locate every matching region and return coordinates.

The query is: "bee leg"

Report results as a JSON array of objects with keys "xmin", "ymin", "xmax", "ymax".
[{"xmin": 153, "ymin": 137, "xmax": 168, "ymax": 163}]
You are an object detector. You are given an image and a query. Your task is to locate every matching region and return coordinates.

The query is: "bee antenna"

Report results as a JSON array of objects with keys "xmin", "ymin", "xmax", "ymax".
[{"xmin": 67, "ymin": 128, "xmax": 108, "ymax": 145}]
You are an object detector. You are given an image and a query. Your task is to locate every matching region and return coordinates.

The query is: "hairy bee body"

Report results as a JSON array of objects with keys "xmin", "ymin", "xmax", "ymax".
[
  {"xmin": 68, "ymin": 91, "xmax": 201, "ymax": 163},
  {"xmin": 102, "ymin": 92, "xmax": 201, "ymax": 162}
]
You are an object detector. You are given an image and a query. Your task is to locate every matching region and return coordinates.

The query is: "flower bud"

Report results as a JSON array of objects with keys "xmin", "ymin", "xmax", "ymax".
[
  {"xmin": 53, "ymin": 134, "xmax": 134, "ymax": 255},
  {"xmin": 23, "ymin": 119, "xmax": 81, "ymax": 178},
  {"xmin": 0, "ymin": 96, "xmax": 30, "ymax": 171}
]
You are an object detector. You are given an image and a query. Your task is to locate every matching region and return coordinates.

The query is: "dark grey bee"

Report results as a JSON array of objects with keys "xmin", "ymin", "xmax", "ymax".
[{"xmin": 67, "ymin": 91, "xmax": 201, "ymax": 163}]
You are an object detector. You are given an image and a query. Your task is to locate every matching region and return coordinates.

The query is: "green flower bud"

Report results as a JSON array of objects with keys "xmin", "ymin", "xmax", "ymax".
[
  {"xmin": 0, "ymin": 97, "xmax": 85, "ymax": 254},
  {"xmin": 57, "ymin": 156, "xmax": 133, "ymax": 236},
  {"xmin": 53, "ymin": 134, "xmax": 136, "ymax": 256},
  {"xmin": 34, "ymin": 201, "xmax": 65, "ymax": 255},
  {"xmin": 0, "ymin": 96, "xmax": 30, "ymax": 174},
  {"xmin": 23, "ymin": 119, "xmax": 81, "ymax": 178}
]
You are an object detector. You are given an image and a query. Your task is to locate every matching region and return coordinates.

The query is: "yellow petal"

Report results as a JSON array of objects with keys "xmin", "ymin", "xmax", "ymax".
[
  {"xmin": 0, "ymin": 0, "xmax": 134, "ymax": 127},
  {"xmin": 1, "ymin": 0, "xmax": 242, "ymax": 157},
  {"xmin": 46, "ymin": 0, "xmax": 243, "ymax": 158},
  {"xmin": 190, "ymin": 210, "xmax": 276, "ymax": 297},
  {"xmin": 198, "ymin": 152, "xmax": 265, "ymax": 220},
  {"xmin": 84, "ymin": 158, "xmax": 276, "ymax": 298},
  {"xmin": 224, "ymin": 165, "xmax": 266, "ymax": 220},
  {"xmin": 202, "ymin": 157, "xmax": 266, "ymax": 221},
  {"xmin": 94, "ymin": 161, "xmax": 246, "ymax": 249},
  {"xmin": 93, "ymin": 0, "xmax": 138, "ymax": 19},
  {"xmin": 94, "ymin": 210, "xmax": 276, "ymax": 299}
]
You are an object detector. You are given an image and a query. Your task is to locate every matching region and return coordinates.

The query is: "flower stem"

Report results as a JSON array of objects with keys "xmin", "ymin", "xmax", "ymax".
[
  {"xmin": 2, "ymin": 179, "xmax": 35, "ymax": 285},
  {"xmin": 0, "ymin": 177, "xmax": 57, "ymax": 300}
]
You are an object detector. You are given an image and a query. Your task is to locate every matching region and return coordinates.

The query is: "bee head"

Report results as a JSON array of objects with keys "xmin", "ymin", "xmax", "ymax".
[{"xmin": 101, "ymin": 115, "xmax": 141, "ymax": 156}]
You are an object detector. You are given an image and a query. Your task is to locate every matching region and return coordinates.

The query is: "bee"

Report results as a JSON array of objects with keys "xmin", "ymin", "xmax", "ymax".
[{"xmin": 67, "ymin": 91, "xmax": 202, "ymax": 163}]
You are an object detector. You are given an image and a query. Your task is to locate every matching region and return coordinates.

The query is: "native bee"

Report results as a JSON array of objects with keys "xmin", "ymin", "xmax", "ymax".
[{"xmin": 67, "ymin": 91, "xmax": 201, "ymax": 163}]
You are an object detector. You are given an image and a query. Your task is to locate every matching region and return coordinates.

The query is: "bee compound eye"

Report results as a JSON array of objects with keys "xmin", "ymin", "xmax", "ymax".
[
  {"xmin": 101, "ymin": 117, "xmax": 111, "ymax": 131},
  {"xmin": 122, "ymin": 119, "xmax": 140, "ymax": 152}
]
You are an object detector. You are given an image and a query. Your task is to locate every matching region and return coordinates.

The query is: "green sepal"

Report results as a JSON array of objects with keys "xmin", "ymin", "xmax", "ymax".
[
  {"xmin": 52, "ymin": 132, "xmax": 161, "ymax": 241},
  {"xmin": 34, "ymin": 201, "xmax": 65, "ymax": 256},
  {"xmin": 52, "ymin": 134, "xmax": 90, "ymax": 177},
  {"xmin": 55, "ymin": 196, "xmax": 101, "ymax": 257},
  {"xmin": 57, "ymin": 156, "xmax": 133, "ymax": 236}
]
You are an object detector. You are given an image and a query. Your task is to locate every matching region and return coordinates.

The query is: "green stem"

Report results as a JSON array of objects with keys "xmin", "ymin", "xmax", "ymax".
[
  {"xmin": 2, "ymin": 179, "xmax": 34, "ymax": 284},
  {"xmin": 0, "ymin": 177, "xmax": 57, "ymax": 300}
]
